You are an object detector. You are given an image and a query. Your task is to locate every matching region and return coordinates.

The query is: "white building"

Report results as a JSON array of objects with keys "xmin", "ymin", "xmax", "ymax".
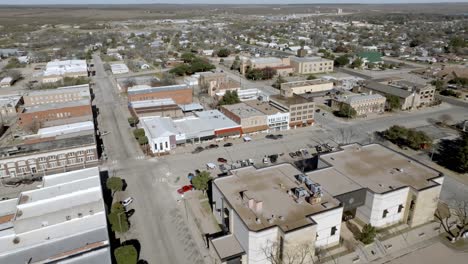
[
  {"xmin": 0, "ymin": 167, "xmax": 111, "ymax": 263},
  {"xmin": 110, "ymin": 63, "xmax": 130, "ymax": 75},
  {"xmin": 42, "ymin": 60, "xmax": 88, "ymax": 83},
  {"xmin": 243, "ymin": 100, "xmax": 290, "ymax": 132},
  {"xmin": 0, "ymin": 77, "xmax": 13, "ymax": 88}
]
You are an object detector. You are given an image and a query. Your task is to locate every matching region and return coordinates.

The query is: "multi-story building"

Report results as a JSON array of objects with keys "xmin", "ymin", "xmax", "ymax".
[
  {"xmin": 199, "ymin": 72, "xmax": 241, "ymax": 97},
  {"xmin": 22, "ymin": 84, "xmax": 91, "ymax": 106},
  {"xmin": 128, "ymin": 98, "xmax": 183, "ymax": 118},
  {"xmin": 18, "ymin": 99, "xmax": 93, "ymax": 128},
  {"xmin": 210, "ymin": 164, "xmax": 343, "ymax": 264},
  {"xmin": 209, "ymin": 143, "xmax": 445, "ymax": 264},
  {"xmin": 0, "ymin": 167, "xmax": 111, "ymax": 263},
  {"xmin": 243, "ymin": 100, "xmax": 290, "ymax": 132},
  {"xmin": 0, "ymin": 127, "xmax": 98, "ymax": 178},
  {"xmin": 269, "ymin": 94, "xmax": 315, "ymax": 128},
  {"xmin": 331, "ymin": 93, "xmax": 386, "ymax": 116},
  {"xmin": 280, "ymin": 79, "xmax": 334, "ymax": 98},
  {"xmin": 354, "ymin": 80, "xmax": 435, "ymax": 110},
  {"xmin": 289, "ymin": 56, "xmax": 334, "ymax": 75},
  {"xmin": 127, "ymin": 84, "xmax": 193, "ymax": 104},
  {"xmin": 42, "ymin": 60, "xmax": 89, "ymax": 83},
  {"xmin": 220, "ymin": 103, "xmax": 269, "ymax": 134},
  {"xmin": 0, "ymin": 95, "xmax": 21, "ymax": 121},
  {"xmin": 240, "ymin": 57, "xmax": 293, "ymax": 76}
]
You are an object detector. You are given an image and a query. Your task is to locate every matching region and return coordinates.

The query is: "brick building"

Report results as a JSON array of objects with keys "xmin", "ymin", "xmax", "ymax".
[
  {"xmin": 18, "ymin": 99, "xmax": 93, "ymax": 128},
  {"xmin": 269, "ymin": 94, "xmax": 315, "ymax": 128},
  {"xmin": 220, "ymin": 103, "xmax": 269, "ymax": 134},
  {"xmin": 127, "ymin": 84, "xmax": 193, "ymax": 104}
]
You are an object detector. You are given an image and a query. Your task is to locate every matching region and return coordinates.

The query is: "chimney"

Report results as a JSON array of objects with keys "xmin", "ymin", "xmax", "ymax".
[
  {"xmin": 256, "ymin": 201, "xmax": 263, "ymax": 213},
  {"xmin": 248, "ymin": 199, "xmax": 255, "ymax": 209}
]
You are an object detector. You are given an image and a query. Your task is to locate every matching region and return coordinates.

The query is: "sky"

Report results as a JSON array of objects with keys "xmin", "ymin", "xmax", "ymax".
[{"xmin": 1, "ymin": 0, "xmax": 467, "ymax": 5}]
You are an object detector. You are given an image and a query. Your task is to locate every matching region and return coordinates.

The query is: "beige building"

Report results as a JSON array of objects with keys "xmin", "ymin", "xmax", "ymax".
[
  {"xmin": 290, "ymin": 56, "xmax": 334, "ymax": 75},
  {"xmin": 42, "ymin": 60, "xmax": 89, "ymax": 83},
  {"xmin": 220, "ymin": 103, "xmax": 268, "ymax": 134},
  {"xmin": 331, "ymin": 93, "xmax": 386, "ymax": 116},
  {"xmin": 269, "ymin": 94, "xmax": 315, "ymax": 128},
  {"xmin": 240, "ymin": 57, "xmax": 293, "ymax": 76},
  {"xmin": 199, "ymin": 72, "xmax": 241, "ymax": 97},
  {"xmin": 280, "ymin": 79, "xmax": 334, "ymax": 97},
  {"xmin": 22, "ymin": 84, "xmax": 91, "ymax": 106},
  {"xmin": 354, "ymin": 80, "xmax": 435, "ymax": 110},
  {"xmin": 243, "ymin": 100, "xmax": 290, "ymax": 131}
]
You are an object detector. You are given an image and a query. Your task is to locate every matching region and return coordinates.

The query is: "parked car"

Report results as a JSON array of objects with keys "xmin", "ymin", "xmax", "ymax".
[
  {"xmin": 121, "ymin": 197, "xmax": 134, "ymax": 207},
  {"xmin": 266, "ymin": 134, "xmax": 277, "ymax": 140},
  {"xmin": 217, "ymin": 157, "xmax": 228, "ymax": 163},
  {"xmin": 276, "ymin": 134, "xmax": 283, "ymax": 139},
  {"xmin": 219, "ymin": 164, "xmax": 227, "ymax": 172},
  {"xmin": 263, "ymin": 156, "xmax": 269, "ymax": 164},
  {"xmin": 206, "ymin": 144, "xmax": 219, "ymax": 149},
  {"xmin": 206, "ymin": 163, "xmax": 217, "ymax": 169},
  {"xmin": 315, "ymin": 145, "xmax": 323, "ymax": 152},
  {"xmin": 192, "ymin": 146, "xmax": 204, "ymax": 154},
  {"xmin": 177, "ymin": 185, "xmax": 193, "ymax": 194},
  {"xmin": 223, "ymin": 142, "xmax": 233, "ymax": 147},
  {"xmin": 295, "ymin": 150, "xmax": 302, "ymax": 156},
  {"xmin": 243, "ymin": 136, "xmax": 252, "ymax": 142},
  {"xmin": 289, "ymin": 152, "xmax": 296, "ymax": 158}
]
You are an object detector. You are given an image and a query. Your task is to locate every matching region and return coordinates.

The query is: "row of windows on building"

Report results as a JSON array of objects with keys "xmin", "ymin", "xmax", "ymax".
[
  {"xmin": 290, "ymin": 115, "xmax": 314, "ymax": 122},
  {"xmin": 290, "ymin": 104, "xmax": 314, "ymax": 111},
  {"xmin": 155, "ymin": 141, "xmax": 169, "ymax": 151},
  {"xmin": 291, "ymin": 110, "xmax": 314, "ymax": 116}
]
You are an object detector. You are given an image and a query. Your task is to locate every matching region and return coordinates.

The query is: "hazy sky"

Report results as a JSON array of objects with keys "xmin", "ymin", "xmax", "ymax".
[{"xmin": 1, "ymin": 0, "xmax": 468, "ymax": 5}]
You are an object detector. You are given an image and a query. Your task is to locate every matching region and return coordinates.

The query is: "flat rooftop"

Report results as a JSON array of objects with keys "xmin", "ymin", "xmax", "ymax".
[
  {"xmin": 23, "ymin": 99, "xmax": 90, "ymax": 113},
  {"xmin": 214, "ymin": 164, "xmax": 341, "ymax": 232},
  {"xmin": 270, "ymin": 94, "xmax": 313, "ymax": 107},
  {"xmin": 290, "ymin": 56, "xmax": 333, "ymax": 63},
  {"xmin": 127, "ymin": 84, "xmax": 190, "ymax": 95},
  {"xmin": 211, "ymin": 235, "xmax": 244, "ymax": 261},
  {"xmin": 25, "ymin": 84, "xmax": 90, "ymax": 97},
  {"xmin": 221, "ymin": 102, "xmax": 265, "ymax": 118},
  {"xmin": 314, "ymin": 144, "xmax": 442, "ymax": 195},
  {"xmin": 281, "ymin": 79, "xmax": 333, "ymax": 89},
  {"xmin": 243, "ymin": 100, "xmax": 285, "ymax": 115}
]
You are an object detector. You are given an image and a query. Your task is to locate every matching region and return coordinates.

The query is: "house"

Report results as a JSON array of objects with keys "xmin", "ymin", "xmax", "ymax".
[
  {"xmin": 289, "ymin": 56, "xmax": 334, "ymax": 75},
  {"xmin": 0, "ymin": 167, "xmax": 111, "ymax": 263},
  {"xmin": 220, "ymin": 103, "xmax": 269, "ymax": 134},
  {"xmin": 0, "ymin": 77, "xmax": 13, "ymax": 88},
  {"xmin": 201, "ymin": 50, "xmax": 214, "ymax": 56}
]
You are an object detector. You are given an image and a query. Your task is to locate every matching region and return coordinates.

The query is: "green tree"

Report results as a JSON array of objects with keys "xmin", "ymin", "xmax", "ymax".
[
  {"xmin": 246, "ymin": 68, "xmax": 264, "ymax": 80},
  {"xmin": 114, "ymin": 245, "xmax": 138, "ymax": 264},
  {"xmin": 384, "ymin": 125, "xmax": 408, "ymax": 142},
  {"xmin": 272, "ymin": 75, "xmax": 286, "ymax": 89},
  {"xmin": 189, "ymin": 58, "xmax": 215, "ymax": 73},
  {"xmin": 106, "ymin": 177, "xmax": 124, "ymax": 196},
  {"xmin": 306, "ymin": 74, "xmax": 317, "ymax": 80},
  {"xmin": 335, "ymin": 104, "xmax": 357, "ymax": 118},
  {"xmin": 431, "ymin": 79, "xmax": 444, "ymax": 91},
  {"xmin": 128, "ymin": 117, "xmax": 139, "ymax": 127},
  {"xmin": 358, "ymin": 224, "xmax": 377, "ymax": 245},
  {"xmin": 133, "ymin": 128, "xmax": 145, "ymax": 138},
  {"xmin": 455, "ymin": 132, "xmax": 468, "ymax": 173},
  {"xmin": 219, "ymin": 90, "xmax": 241, "ymax": 105},
  {"xmin": 181, "ymin": 52, "xmax": 196, "ymax": 63},
  {"xmin": 334, "ymin": 55, "xmax": 350, "ymax": 67},
  {"xmin": 217, "ymin": 48, "xmax": 231, "ymax": 57},
  {"xmin": 169, "ymin": 64, "xmax": 190, "ymax": 76},
  {"xmin": 385, "ymin": 95, "xmax": 400, "ymax": 111},
  {"xmin": 138, "ymin": 136, "xmax": 148, "ymax": 145},
  {"xmin": 108, "ymin": 203, "xmax": 129, "ymax": 233},
  {"xmin": 192, "ymin": 171, "xmax": 212, "ymax": 194},
  {"xmin": 261, "ymin": 67, "xmax": 277, "ymax": 80},
  {"xmin": 351, "ymin": 57, "xmax": 363, "ymax": 69}
]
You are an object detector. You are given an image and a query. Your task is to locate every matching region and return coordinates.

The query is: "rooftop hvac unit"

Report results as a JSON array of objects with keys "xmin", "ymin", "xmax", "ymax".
[
  {"xmin": 295, "ymin": 174, "xmax": 307, "ymax": 183},
  {"xmin": 304, "ymin": 177, "xmax": 314, "ymax": 187},
  {"xmin": 294, "ymin": 187, "xmax": 308, "ymax": 198},
  {"xmin": 307, "ymin": 183, "xmax": 322, "ymax": 194}
]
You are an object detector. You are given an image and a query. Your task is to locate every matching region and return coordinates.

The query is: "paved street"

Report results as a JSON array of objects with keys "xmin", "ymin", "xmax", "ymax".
[{"xmin": 92, "ymin": 54, "xmax": 207, "ymax": 264}]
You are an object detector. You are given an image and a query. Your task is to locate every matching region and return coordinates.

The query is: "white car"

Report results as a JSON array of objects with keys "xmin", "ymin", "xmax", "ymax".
[
  {"xmin": 121, "ymin": 197, "xmax": 134, "ymax": 207},
  {"xmin": 263, "ymin": 157, "xmax": 269, "ymax": 164}
]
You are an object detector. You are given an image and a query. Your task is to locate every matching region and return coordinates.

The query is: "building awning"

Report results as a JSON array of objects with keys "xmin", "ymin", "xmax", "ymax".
[{"xmin": 210, "ymin": 235, "xmax": 245, "ymax": 262}]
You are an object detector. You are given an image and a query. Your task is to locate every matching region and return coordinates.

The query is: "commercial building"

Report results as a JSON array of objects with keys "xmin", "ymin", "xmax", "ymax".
[
  {"xmin": 354, "ymin": 81, "xmax": 435, "ymax": 110},
  {"xmin": 240, "ymin": 57, "xmax": 293, "ymax": 76},
  {"xmin": 331, "ymin": 93, "xmax": 386, "ymax": 116},
  {"xmin": 215, "ymin": 88, "xmax": 268, "ymax": 102},
  {"xmin": 0, "ymin": 77, "xmax": 13, "ymax": 88},
  {"xmin": 0, "ymin": 167, "xmax": 111, "ymax": 263},
  {"xmin": 220, "ymin": 103, "xmax": 269, "ymax": 134},
  {"xmin": 18, "ymin": 99, "xmax": 92, "ymax": 128},
  {"xmin": 128, "ymin": 98, "xmax": 182, "ymax": 118},
  {"xmin": 310, "ymin": 143, "xmax": 444, "ymax": 229},
  {"xmin": 42, "ymin": 60, "xmax": 88, "ymax": 83},
  {"xmin": 289, "ymin": 56, "xmax": 334, "ymax": 75},
  {"xmin": 280, "ymin": 79, "xmax": 334, "ymax": 98},
  {"xmin": 110, "ymin": 63, "xmax": 129, "ymax": 75},
  {"xmin": 140, "ymin": 110, "xmax": 241, "ymax": 154},
  {"xmin": 209, "ymin": 143, "xmax": 444, "ymax": 263},
  {"xmin": 243, "ymin": 100, "xmax": 290, "ymax": 132},
  {"xmin": 210, "ymin": 164, "xmax": 342, "ymax": 264},
  {"xmin": 0, "ymin": 126, "xmax": 98, "ymax": 178},
  {"xmin": 127, "ymin": 84, "xmax": 193, "ymax": 104},
  {"xmin": 0, "ymin": 95, "xmax": 21, "ymax": 120},
  {"xmin": 22, "ymin": 84, "xmax": 91, "ymax": 106},
  {"xmin": 269, "ymin": 94, "xmax": 315, "ymax": 128},
  {"xmin": 199, "ymin": 72, "xmax": 241, "ymax": 97}
]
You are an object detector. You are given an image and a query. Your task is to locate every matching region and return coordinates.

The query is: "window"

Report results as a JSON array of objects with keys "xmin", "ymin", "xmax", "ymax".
[
  {"xmin": 382, "ymin": 209, "xmax": 389, "ymax": 218},
  {"xmin": 77, "ymin": 157, "xmax": 84, "ymax": 163},
  {"xmin": 331, "ymin": 226, "xmax": 338, "ymax": 236},
  {"xmin": 48, "ymin": 155, "xmax": 56, "ymax": 160},
  {"xmin": 67, "ymin": 152, "xmax": 75, "ymax": 158},
  {"xmin": 410, "ymin": 200, "xmax": 416, "ymax": 210},
  {"xmin": 86, "ymin": 156, "xmax": 95, "ymax": 161},
  {"xmin": 398, "ymin": 204, "xmax": 404, "ymax": 213},
  {"xmin": 58, "ymin": 154, "xmax": 66, "ymax": 159},
  {"xmin": 165, "ymin": 142, "xmax": 168, "ymax": 148},
  {"xmin": 77, "ymin": 151, "xmax": 84, "ymax": 156},
  {"xmin": 38, "ymin": 157, "xmax": 47, "ymax": 162},
  {"xmin": 160, "ymin": 143, "xmax": 163, "ymax": 150},
  {"xmin": 86, "ymin": 149, "xmax": 94, "ymax": 154}
]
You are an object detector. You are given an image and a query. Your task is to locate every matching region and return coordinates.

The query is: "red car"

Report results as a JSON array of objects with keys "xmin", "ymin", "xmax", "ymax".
[
  {"xmin": 217, "ymin": 157, "xmax": 228, "ymax": 163},
  {"xmin": 177, "ymin": 185, "xmax": 193, "ymax": 194}
]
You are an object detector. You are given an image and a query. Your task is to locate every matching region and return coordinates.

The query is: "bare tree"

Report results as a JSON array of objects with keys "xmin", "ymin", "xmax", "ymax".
[
  {"xmin": 262, "ymin": 240, "xmax": 315, "ymax": 264},
  {"xmin": 435, "ymin": 200, "xmax": 468, "ymax": 242},
  {"xmin": 6, "ymin": 70, "xmax": 22, "ymax": 83}
]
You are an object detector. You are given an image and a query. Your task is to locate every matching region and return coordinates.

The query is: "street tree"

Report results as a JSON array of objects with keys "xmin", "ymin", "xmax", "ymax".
[
  {"xmin": 114, "ymin": 245, "xmax": 138, "ymax": 264},
  {"xmin": 385, "ymin": 95, "xmax": 400, "ymax": 111},
  {"xmin": 351, "ymin": 57, "xmax": 363, "ymax": 69},
  {"xmin": 272, "ymin": 75, "xmax": 286, "ymax": 89},
  {"xmin": 358, "ymin": 224, "xmax": 377, "ymax": 245},
  {"xmin": 108, "ymin": 203, "xmax": 129, "ymax": 233},
  {"xmin": 262, "ymin": 240, "xmax": 314, "ymax": 264},
  {"xmin": 217, "ymin": 48, "xmax": 231, "ymax": 57},
  {"xmin": 106, "ymin": 177, "xmax": 124, "ymax": 196},
  {"xmin": 335, "ymin": 104, "xmax": 357, "ymax": 118},
  {"xmin": 435, "ymin": 200, "xmax": 468, "ymax": 242},
  {"xmin": 192, "ymin": 171, "xmax": 212, "ymax": 194},
  {"xmin": 334, "ymin": 55, "xmax": 350, "ymax": 67},
  {"xmin": 455, "ymin": 132, "xmax": 468, "ymax": 173}
]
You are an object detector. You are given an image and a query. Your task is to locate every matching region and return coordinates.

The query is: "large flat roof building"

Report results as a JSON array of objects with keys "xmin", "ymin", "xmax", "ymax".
[
  {"xmin": 0, "ymin": 167, "xmax": 111, "ymax": 263},
  {"xmin": 280, "ymin": 79, "xmax": 334, "ymax": 97},
  {"xmin": 220, "ymin": 103, "xmax": 269, "ymax": 134},
  {"xmin": 42, "ymin": 60, "xmax": 88, "ymax": 83},
  {"xmin": 23, "ymin": 84, "xmax": 91, "ymax": 106},
  {"xmin": 127, "ymin": 84, "xmax": 193, "ymax": 104},
  {"xmin": 290, "ymin": 56, "xmax": 334, "ymax": 75}
]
